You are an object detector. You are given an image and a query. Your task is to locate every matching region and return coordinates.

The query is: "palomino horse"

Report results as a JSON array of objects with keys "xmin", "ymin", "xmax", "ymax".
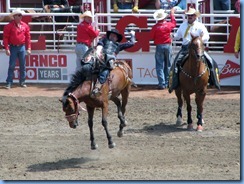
[
  {"xmin": 175, "ymin": 34, "xmax": 209, "ymax": 132},
  {"xmin": 60, "ymin": 57, "xmax": 133, "ymax": 150}
]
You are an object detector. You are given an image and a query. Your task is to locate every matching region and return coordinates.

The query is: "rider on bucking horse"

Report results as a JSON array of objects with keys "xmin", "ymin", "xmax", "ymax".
[{"xmin": 91, "ymin": 29, "xmax": 135, "ymax": 97}]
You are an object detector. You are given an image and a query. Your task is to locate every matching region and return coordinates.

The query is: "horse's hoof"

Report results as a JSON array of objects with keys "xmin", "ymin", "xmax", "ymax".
[
  {"xmin": 187, "ymin": 123, "xmax": 194, "ymax": 131},
  {"xmin": 196, "ymin": 125, "xmax": 203, "ymax": 132},
  {"xmin": 117, "ymin": 130, "xmax": 123, "ymax": 137},
  {"xmin": 109, "ymin": 142, "xmax": 116, "ymax": 149},
  {"xmin": 202, "ymin": 119, "xmax": 205, "ymax": 124},
  {"xmin": 176, "ymin": 116, "xmax": 183, "ymax": 126},
  {"xmin": 91, "ymin": 144, "xmax": 98, "ymax": 150}
]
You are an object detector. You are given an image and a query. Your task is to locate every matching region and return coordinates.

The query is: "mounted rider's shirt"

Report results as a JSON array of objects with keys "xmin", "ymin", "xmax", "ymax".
[
  {"xmin": 96, "ymin": 35, "xmax": 135, "ymax": 69},
  {"xmin": 97, "ymin": 35, "xmax": 135, "ymax": 56}
]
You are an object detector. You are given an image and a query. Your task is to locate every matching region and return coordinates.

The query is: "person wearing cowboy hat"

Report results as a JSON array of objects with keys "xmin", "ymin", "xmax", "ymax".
[
  {"xmin": 75, "ymin": 11, "xmax": 100, "ymax": 70},
  {"xmin": 91, "ymin": 29, "xmax": 135, "ymax": 97},
  {"xmin": 3, "ymin": 8, "xmax": 31, "ymax": 89},
  {"xmin": 150, "ymin": 8, "xmax": 176, "ymax": 90},
  {"xmin": 168, "ymin": 7, "xmax": 220, "ymax": 93}
]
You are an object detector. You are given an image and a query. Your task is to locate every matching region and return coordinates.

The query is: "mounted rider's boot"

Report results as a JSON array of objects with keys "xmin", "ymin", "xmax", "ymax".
[
  {"xmin": 204, "ymin": 51, "xmax": 221, "ymax": 90},
  {"xmin": 168, "ymin": 65, "xmax": 179, "ymax": 93}
]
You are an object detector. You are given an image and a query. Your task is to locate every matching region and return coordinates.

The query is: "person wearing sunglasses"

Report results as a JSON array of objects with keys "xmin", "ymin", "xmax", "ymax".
[
  {"xmin": 168, "ymin": 7, "xmax": 220, "ymax": 93},
  {"xmin": 3, "ymin": 8, "xmax": 31, "ymax": 89}
]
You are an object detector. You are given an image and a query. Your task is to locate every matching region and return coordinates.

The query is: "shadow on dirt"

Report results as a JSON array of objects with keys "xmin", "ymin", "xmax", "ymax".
[
  {"xmin": 27, "ymin": 157, "xmax": 96, "ymax": 172},
  {"xmin": 126, "ymin": 122, "xmax": 188, "ymax": 135}
]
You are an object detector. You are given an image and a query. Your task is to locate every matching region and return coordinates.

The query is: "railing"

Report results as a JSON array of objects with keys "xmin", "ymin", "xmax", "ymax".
[{"xmin": 0, "ymin": 11, "xmax": 239, "ymax": 53}]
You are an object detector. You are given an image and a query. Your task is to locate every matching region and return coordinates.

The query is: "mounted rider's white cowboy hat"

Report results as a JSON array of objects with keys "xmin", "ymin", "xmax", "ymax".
[
  {"xmin": 153, "ymin": 9, "xmax": 168, "ymax": 21},
  {"xmin": 80, "ymin": 11, "xmax": 93, "ymax": 19},
  {"xmin": 10, "ymin": 8, "xmax": 25, "ymax": 17},
  {"xmin": 185, "ymin": 7, "xmax": 201, "ymax": 17}
]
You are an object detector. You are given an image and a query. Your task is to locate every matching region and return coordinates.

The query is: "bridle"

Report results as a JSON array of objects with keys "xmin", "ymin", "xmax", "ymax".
[
  {"xmin": 65, "ymin": 93, "xmax": 80, "ymax": 122},
  {"xmin": 180, "ymin": 37, "xmax": 208, "ymax": 82}
]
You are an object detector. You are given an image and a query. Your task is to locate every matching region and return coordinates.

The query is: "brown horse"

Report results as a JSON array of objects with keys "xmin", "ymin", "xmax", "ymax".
[
  {"xmin": 175, "ymin": 34, "xmax": 209, "ymax": 132},
  {"xmin": 60, "ymin": 58, "xmax": 133, "ymax": 150}
]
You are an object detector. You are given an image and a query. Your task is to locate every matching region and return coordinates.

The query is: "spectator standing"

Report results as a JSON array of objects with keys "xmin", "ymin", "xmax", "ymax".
[
  {"xmin": 213, "ymin": 0, "xmax": 231, "ymax": 10},
  {"xmin": 234, "ymin": 0, "xmax": 240, "ymax": 58},
  {"xmin": 174, "ymin": 0, "xmax": 186, "ymax": 10},
  {"xmin": 234, "ymin": 26, "xmax": 240, "ymax": 58},
  {"xmin": 113, "ymin": 0, "xmax": 139, "ymax": 13},
  {"xmin": 168, "ymin": 7, "xmax": 220, "ymax": 93},
  {"xmin": 150, "ymin": 8, "xmax": 176, "ymax": 89},
  {"xmin": 75, "ymin": 11, "xmax": 99, "ymax": 70},
  {"xmin": 155, "ymin": 0, "xmax": 179, "ymax": 10},
  {"xmin": 3, "ymin": 8, "xmax": 31, "ymax": 89}
]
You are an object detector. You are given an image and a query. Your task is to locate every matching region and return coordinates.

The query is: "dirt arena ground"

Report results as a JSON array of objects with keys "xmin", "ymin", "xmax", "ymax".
[{"xmin": 0, "ymin": 84, "xmax": 240, "ymax": 180}]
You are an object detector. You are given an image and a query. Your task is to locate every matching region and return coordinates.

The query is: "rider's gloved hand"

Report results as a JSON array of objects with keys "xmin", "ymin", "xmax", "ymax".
[
  {"xmin": 109, "ymin": 60, "xmax": 115, "ymax": 69},
  {"xmin": 95, "ymin": 45, "xmax": 103, "ymax": 59}
]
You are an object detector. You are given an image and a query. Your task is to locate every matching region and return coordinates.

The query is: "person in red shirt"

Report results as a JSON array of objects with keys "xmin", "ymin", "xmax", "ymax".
[
  {"xmin": 150, "ymin": 8, "xmax": 176, "ymax": 89},
  {"xmin": 75, "ymin": 11, "xmax": 100, "ymax": 70},
  {"xmin": 3, "ymin": 8, "xmax": 31, "ymax": 89}
]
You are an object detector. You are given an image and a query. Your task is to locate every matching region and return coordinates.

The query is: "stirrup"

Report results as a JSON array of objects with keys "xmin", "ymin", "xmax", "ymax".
[{"xmin": 92, "ymin": 87, "xmax": 102, "ymax": 97}]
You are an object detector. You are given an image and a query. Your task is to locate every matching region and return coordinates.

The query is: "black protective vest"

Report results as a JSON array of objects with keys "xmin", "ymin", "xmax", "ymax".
[{"xmin": 103, "ymin": 39, "xmax": 120, "ymax": 55}]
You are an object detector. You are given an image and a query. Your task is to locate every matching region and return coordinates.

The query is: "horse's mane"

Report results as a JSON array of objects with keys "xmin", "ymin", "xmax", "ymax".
[{"xmin": 63, "ymin": 68, "xmax": 85, "ymax": 97}]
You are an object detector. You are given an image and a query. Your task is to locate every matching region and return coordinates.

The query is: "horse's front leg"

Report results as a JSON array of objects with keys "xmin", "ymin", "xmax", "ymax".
[
  {"xmin": 183, "ymin": 93, "xmax": 193, "ymax": 130},
  {"xmin": 111, "ymin": 96, "xmax": 126, "ymax": 138},
  {"xmin": 87, "ymin": 106, "xmax": 98, "ymax": 150},
  {"xmin": 195, "ymin": 89, "xmax": 206, "ymax": 132},
  {"xmin": 175, "ymin": 88, "xmax": 183, "ymax": 126},
  {"xmin": 101, "ymin": 103, "xmax": 116, "ymax": 149}
]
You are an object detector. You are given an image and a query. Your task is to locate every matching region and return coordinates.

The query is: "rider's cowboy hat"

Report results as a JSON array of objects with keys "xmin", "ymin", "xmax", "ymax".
[
  {"xmin": 153, "ymin": 9, "xmax": 168, "ymax": 21},
  {"xmin": 10, "ymin": 8, "xmax": 25, "ymax": 17},
  {"xmin": 80, "ymin": 11, "xmax": 93, "ymax": 18},
  {"xmin": 106, "ymin": 29, "xmax": 123, "ymax": 42},
  {"xmin": 185, "ymin": 7, "xmax": 201, "ymax": 17}
]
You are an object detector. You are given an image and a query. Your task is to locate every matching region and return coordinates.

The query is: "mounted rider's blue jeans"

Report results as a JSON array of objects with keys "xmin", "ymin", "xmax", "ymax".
[
  {"xmin": 155, "ymin": 44, "xmax": 171, "ymax": 88},
  {"xmin": 98, "ymin": 69, "xmax": 109, "ymax": 84},
  {"xmin": 6, "ymin": 45, "xmax": 26, "ymax": 85}
]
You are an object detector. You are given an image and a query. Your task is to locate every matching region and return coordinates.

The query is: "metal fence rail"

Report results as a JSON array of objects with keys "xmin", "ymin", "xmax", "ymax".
[{"xmin": 0, "ymin": 11, "xmax": 240, "ymax": 53}]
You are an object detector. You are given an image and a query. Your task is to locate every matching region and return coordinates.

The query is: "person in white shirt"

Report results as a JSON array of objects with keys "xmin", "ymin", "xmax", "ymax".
[{"xmin": 168, "ymin": 7, "xmax": 220, "ymax": 93}]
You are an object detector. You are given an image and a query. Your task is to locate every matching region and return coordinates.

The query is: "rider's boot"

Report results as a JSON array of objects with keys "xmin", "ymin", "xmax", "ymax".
[
  {"xmin": 209, "ymin": 67, "xmax": 221, "ymax": 90},
  {"xmin": 168, "ymin": 66, "xmax": 179, "ymax": 93},
  {"xmin": 204, "ymin": 51, "xmax": 221, "ymax": 90}
]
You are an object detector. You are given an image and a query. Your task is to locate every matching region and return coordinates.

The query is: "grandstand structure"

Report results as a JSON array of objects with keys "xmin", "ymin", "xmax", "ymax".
[{"xmin": 0, "ymin": 0, "xmax": 240, "ymax": 86}]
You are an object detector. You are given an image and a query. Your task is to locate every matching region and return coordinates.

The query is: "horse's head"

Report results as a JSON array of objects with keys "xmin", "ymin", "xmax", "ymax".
[
  {"xmin": 189, "ymin": 33, "xmax": 205, "ymax": 60},
  {"xmin": 60, "ymin": 93, "xmax": 80, "ymax": 129}
]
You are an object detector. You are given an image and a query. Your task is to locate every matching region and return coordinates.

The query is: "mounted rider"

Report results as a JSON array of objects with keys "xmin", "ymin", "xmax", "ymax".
[
  {"xmin": 168, "ymin": 7, "xmax": 221, "ymax": 93},
  {"xmin": 91, "ymin": 29, "xmax": 135, "ymax": 97}
]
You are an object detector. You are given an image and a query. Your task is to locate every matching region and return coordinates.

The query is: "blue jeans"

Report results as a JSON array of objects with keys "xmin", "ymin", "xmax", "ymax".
[
  {"xmin": 155, "ymin": 44, "xmax": 171, "ymax": 88},
  {"xmin": 117, "ymin": 2, "xmax": 133, "ymax": 9},
  {"xmin": 98, "ymin": 69, "xmax": 109, "ymax": 84},
  {"xmin": 6, "ymin": 45, "xmax": 26, "ymax": 85},
  {"xmin": 213, "ymin": 0, "xmax": 230, "ymax": 10},
  {"xmin": 75, "ymin": 43, "xmax": 89, "ymax": 70}
]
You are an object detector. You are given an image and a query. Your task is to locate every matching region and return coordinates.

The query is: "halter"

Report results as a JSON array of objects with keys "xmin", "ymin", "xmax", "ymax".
[{"xmin": 65, "ymin": 93, "xmax": 80, "ymax": 122}]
